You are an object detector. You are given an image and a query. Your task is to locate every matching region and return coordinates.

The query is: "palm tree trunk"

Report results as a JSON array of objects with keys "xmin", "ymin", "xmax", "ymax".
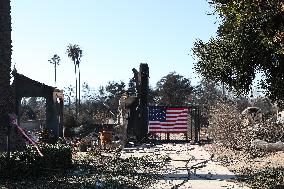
[
  {"xmin": 0, "ymin": 0, "xmax": 13, "ymax": 115},
  {"xmin": 54, "ymin": 63, "xmax": 57, "ymax": 86},
  {"xmin": 0, "ymin": 0, "xmax": 19, "ymax": 152},
  {"xmin": 0, "ymin": 0, "xmax": 12, "ymax": 154},
  {"xmin": 74, "ymin": 64, "xmax": 78, "ymax": 119},
  {"xmin": 78, "ymin": 67, "xmax": 81, "ymax": 114},
  {"xmin": 76, "ymin": 77, "xmax": 78, "ymax": 117}
]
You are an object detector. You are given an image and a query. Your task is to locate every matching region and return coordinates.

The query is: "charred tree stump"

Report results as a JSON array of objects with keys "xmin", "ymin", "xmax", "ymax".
[{"xmin": 128, "ymin": 63, "xmax": 149, "ymax": 142}]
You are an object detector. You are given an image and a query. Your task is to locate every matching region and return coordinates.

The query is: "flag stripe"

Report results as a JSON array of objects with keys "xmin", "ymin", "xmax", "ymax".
[
  {"xmin": 166, "ymin": 107, "xmax": 188, "ymax": 111},
  {"xmin": 148, "ymin": 130, "xmax": 187, "ymax": 132},
  {"xmin": 164, "ymin": 118, "xmax": 187, "ymax": 121},
  {"xmin": 149, "ymin": 122, "xmax": 188, "ymax": 125},
  {"xmin": 149, "ymin": 126, "xmax": 187, "ymax": 129},
  {"xmin": 167, "ymin": 114, "xmax": 187, "ymax": 117},
  {"xmin": 148, "ymin": 106, "xmax": 188, "ymax": 134}
]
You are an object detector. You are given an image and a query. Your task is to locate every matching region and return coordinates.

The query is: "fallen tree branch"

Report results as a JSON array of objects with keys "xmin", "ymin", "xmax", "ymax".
[{"xmin": 251, "ymin": 139, "xmax": 284, "ymax": 152}]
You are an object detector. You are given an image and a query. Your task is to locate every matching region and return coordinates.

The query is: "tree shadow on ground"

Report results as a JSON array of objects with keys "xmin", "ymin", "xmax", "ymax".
[{"xmin": 157, "ymin": 172, "xmax": 246, "ymax": 181}]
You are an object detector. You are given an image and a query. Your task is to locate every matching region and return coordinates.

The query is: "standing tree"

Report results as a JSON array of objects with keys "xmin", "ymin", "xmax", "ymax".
[
  {"xmin": 0, "ymin": 0, "xmax": 14, "ymax": 116},
  {"xmin": 192, "ymin": 78, "xmax": 223, "ymax": 107},
  {"xmin": 77, "ymin": 49, "xmax": 83, "ymax": 113},
  {"xmin": 192, "ymin": 78, "xmax": 224, "ymax": 127},
  {"xmin": 63, "ymin": 85, "xmax": 75, "ymax": 114},
  {"xmin": 0, "ymin": 0, "xmax": 13, "ymax": 150},
  {"xmin": 193, "ymin": 0, "xmax": 284, "ymax": 107},
  {"xmin": 48, "ymin": 54, "xmax": 60, "ymax": 85},
  {"xmin": 0, "ymin": 0, "xmax": 26, "ymax": 152},
  {"xmin": 127, "ymin": 77, "xmax": 137, "ymax": 96},
  {"xmin": 104, "ymin": 81, "xmax": 126, "ymax": 116},
  {"xmin": 155, "ymin": 72, "xmax": 193, "ymax": 106},
  {"xmin": 66, "ymin": 44, "xmax": 82, "ymax": 117}
]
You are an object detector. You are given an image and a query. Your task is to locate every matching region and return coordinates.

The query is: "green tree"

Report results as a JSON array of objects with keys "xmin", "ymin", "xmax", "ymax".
[
  {"xmin": 79, "ymin": 82, "xmax": 126, "ymax": 124},
  {"xmin": 79, "ymin": 84, "xmax": 107, "ymax": 124},
  {"xmin": 66, "ymin": 44, "xmax": 82, "ymax": 116},
  {"xmin": 192, "ymin": 78, "xmax": 223, "ymax": 107},
  {"xmin": 127, "ymin": 77, "xmax": 137, "ymax": 96},
  {"xmin": 155, "ymin": 72, "xmax": 193, "ymax": 106},
  {"xmin": 20, "ymin": 97, "xmax": 46, "ymax": 121},
  {"xmin": 63, "ymin": 85, "xmax": 75, "ymax": 114},
  {"xmin": 20, "ymin": 97, "xmax": 37, "ymax": 121},
  {"xmin": 48, "ymin": 54, "xmax": 60, "ymax": 85},
  {"xmin": 193, "ymin": 0, "xmax": 284, "ymax": 106},
  {"xmin": 82, "ymin": 82, "xmax": 95, "ymax": 100},
  {"xmin": 148, "ymin": 86, "xmax": 157, "ymax": 105},
  {"xmin": 104, "ymin": 81, "xmax": 126, "ymax": 115}
]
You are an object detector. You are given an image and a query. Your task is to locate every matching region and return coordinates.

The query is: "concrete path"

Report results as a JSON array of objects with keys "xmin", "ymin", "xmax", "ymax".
[{"xmin": 120, "ymin": 143, "xmax": 250, "ymax": 189}]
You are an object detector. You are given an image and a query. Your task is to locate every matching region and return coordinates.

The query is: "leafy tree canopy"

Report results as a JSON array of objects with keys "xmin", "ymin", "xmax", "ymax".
[
  {"xmin": 192, "ymin": 78, "xmax": 223, "ymax": 107},
  {"xmin": 155, "ymin": 72, "xmax": 193, "ymax": 106},
  {"xmin": 96, "ymin": 81, "xmax": 126, "ymax": 119},
  {"xmin": 193, "ymin": 0, "xmax": 284, "ymax": 106},
  {"xmin": 66, "ymin": 44, "xmax": 82, "ymax": 66},
  {"xmin": 127, "ymin": 77, "xmax": 137, "ymax": 96},
  {"xmin": 105, "ymin": 81, "xmax": 126, "ymax": 99}
]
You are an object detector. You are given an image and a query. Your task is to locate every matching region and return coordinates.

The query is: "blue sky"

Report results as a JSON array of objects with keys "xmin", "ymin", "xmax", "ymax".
[{"xmin": 11, "ymin": 0, "xmax": 218, "ymax": 90}]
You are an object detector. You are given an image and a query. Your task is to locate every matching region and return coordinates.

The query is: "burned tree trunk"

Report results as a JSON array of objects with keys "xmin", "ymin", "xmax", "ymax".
[
  {"xmin": 128, "ymin": 64, "xmax": 149, "ymax": 142},
  {"xmin": 138, "ymin": 64, "xmax": 149, "ymax": 142}
]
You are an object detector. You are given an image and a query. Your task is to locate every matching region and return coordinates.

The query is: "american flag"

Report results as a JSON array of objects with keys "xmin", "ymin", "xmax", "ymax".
[{"xmin": 148, "ymin": 106, "xmax": 188, "ymax": 133}]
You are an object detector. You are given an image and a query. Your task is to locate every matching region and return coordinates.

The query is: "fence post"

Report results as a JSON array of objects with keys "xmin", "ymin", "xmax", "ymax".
[{"xmin": 194, "ymin": 107, "xmax": 200, "ymax": 144}]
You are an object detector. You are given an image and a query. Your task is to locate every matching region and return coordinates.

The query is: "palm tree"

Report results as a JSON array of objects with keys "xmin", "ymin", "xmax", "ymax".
[
  {"xmin": 48, "ymin": 54, "xmax": 61, "ymax": 85},
  {"xmin": 66, "ymin": 44, "xmax": 82, "ymax": 117},
  {"xmin": 0, "ymin": 0, "xmax": 13, "ymax": 115},
  {"xmin": 0, "ymin": 0, "xmax": 15, "ymax": 152}
]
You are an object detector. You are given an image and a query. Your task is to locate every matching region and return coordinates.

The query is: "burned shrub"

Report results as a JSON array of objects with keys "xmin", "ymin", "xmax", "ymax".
[
  {"xmin": 208, "ymin": 100, "xmax": 284, "ymax": 156},
  {"xmin": 208, "ymin": 101, "xmax": 250, "ymax": 149}
]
